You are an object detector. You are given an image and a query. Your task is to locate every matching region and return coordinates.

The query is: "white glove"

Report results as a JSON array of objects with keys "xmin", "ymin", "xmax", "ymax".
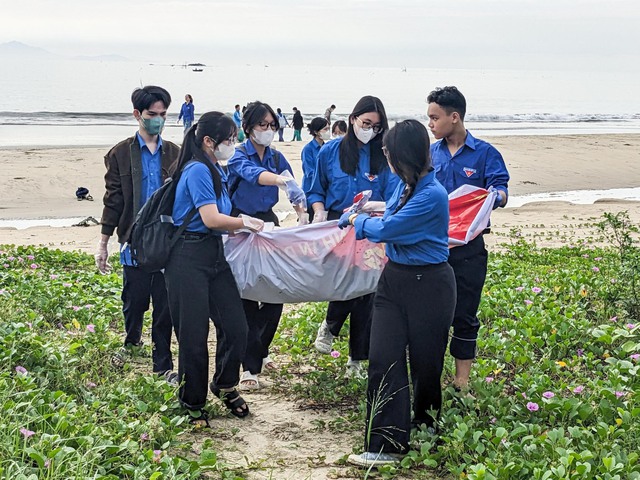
[
  {"xmin": 312, "ymin": 210, "xmax": 328, "ymax": 224},
  {"xmin": 277, "ymin": 171, "xmax": 307, "ymax": 209},
  {"xmin": 360, "ymin": 201, "xmax": 386, "ymax": 213},
  {"xmin": 240, "ymin": 214, "xmax": 265, "ymax": 232},
  {"xmin": 95, "ymin": 239, "xmax": 112, "ymax": 274},
  {"xmin": 297, "ymin": 210, "xmax": 309, "ymax": 226}
]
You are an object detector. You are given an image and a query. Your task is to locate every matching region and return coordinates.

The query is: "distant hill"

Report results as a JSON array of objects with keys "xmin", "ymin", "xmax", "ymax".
[
  {"xmin": 0, "ymin": 41, "xmax": 56, "ymax": 58},
  {"xmin": 0, "ymin": 41, "xmax": 130, "ymax": 62}
]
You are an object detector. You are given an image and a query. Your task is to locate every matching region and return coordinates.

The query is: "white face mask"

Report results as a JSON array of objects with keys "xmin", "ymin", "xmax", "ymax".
[
  {"xmin": 252, "ymin": 128, "xmax": 275, "ymax": 146},
  {"xmin": 353, "ymin": 122, "xmax": 377, "ymax": 144},
  {"xmin": 319, "ymin": 130, "xmax": 331, "ymax": 141},
  {"xmin": 214, "ymin": 142, "xmax": 235, "ymax": 161}
]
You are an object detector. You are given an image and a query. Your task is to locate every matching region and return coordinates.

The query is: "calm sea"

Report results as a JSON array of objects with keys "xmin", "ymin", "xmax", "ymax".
[{"xmin": 1, "ymin": 58, "xmax": 639, "ymax": 147}]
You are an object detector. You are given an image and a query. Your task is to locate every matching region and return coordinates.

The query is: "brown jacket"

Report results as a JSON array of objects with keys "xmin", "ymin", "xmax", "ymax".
[{"xmin": 100, "ymin": 135, "xmax": 180, "ymax": 243}]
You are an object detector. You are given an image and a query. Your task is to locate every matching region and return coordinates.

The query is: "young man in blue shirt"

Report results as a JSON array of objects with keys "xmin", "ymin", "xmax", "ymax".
[
  {"xmin": 427, "ymin": 86, "xmax": 509, "ymax": 391},
  {"xmin": 97, "ymin": 85, "xmax": 180, "ymax": 384}
]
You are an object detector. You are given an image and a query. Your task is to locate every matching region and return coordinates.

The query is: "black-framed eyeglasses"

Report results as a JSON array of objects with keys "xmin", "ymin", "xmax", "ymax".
[
  {"xmin": 256, "ymin": 121, "xmax": 278, "ymax": 131},
  {"xmin": 356, "ymin": 116, "xmax": 383, "ymax": 134}
]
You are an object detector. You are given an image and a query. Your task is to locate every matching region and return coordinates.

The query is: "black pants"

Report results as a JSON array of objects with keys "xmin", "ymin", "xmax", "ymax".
[
  {"xmin": 447, "ymin": 234, "xmax": 488, "ymax": 360},
  {"xmin": 324, "ymin": 209, "xmax": 373, "ymax": 361},
  {"xmin": 366, "ymin": 261, "xmax": 456, "ymax": 454},
  {"xmin": 231, "ymin": 208, "xmax": 284, "ymax": 375},
  {"xmin": 164, "ymin": 234, "xmax": 248, "ymax": 411},
  {"xmin": 121, "ymin": 265, "xmax": 173, "ymax": 374}
]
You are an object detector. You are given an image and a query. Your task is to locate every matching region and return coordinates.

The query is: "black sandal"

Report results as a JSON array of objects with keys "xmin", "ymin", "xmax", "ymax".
[
  {"xmin": 188, "ymin": 409, "xmax": 211, "ymax": 428},
  {"xmin": 211, "ymin": 387, "xmax": 250, "ymax": 418}
]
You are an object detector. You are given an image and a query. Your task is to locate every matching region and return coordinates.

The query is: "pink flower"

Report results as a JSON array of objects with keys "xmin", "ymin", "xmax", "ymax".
[
  {"xmin": 615, "ymin": 391, "xmax": 625, "ymax": 398},
  {"xmin": 26, "ymin": 322, "xmax": 32, "ymax": 328},
  {"xmin": 534, "ymin": 277, "xmax": 541, "ymax": 283},
  {"xmin": 531, "ymin": 287, "xmax": 542, "ymax": 293},
  {"xmin": 86, "ymin": 324, "xmax": 95, "ymax": 333},
  {"xmin": 20, "ymin": 427, "xmax": 35, "ymax": 438},
  {"xmin": 44, "ymin": 459, "xmax": 51, "ymax": 468},
  {"xmin": 490, "ymin": 417, "xmax": 497, "ymax": 424},
  {"xmin": 526, "ymin": 402, "xmax": 539, "ymax": 412},
  {"xmin": 72, "ymin": 306, "xmax": 80, "ymax": 311},
  {"xmin": 2, "ymin": 264, "xmax": 8, "ymax": 268},
  {"xmin": 63, "ymin": 283, "xmax": 72, "ymax": 288},
  {"xmin": 15, "ymin": 366, "xmax": 27, "ymax": 375},
  {"xmin": 30, "ymin": 263, "xmax": 38, "ymax": 269},
  {"xmin": 524, "ymin": 299, "xmax": 533, "ymax": 305},
  {"xmin": 140, "ymin": 433, "xmax": 149, "ymax": 441},
  {"xmin": 610, "ymin": 278, "xmax": 617, "ymax": 284},
  {"xmin": 515, "ymin": 286, "xmax": 524, "ymax": 292},
  {"xmin": 50, "ymin": 274, "xmax": 58, "ymax": 280},
  {"xmin": 0, "ymin": 289, "xmax": 6, "ymax": 295},
  {"xmin": 85, "ymin": 304, "xmax": 93, "ymax": 309},
  {"xmin": 27, "ymin": 255, "xmax": 35, "ymax": 260},
  {"xmin": 87, "ymin": 382, "xmax": 97, "ymax": 388},
  {"xmin": 542, "ymin": 391, "xmax": 555, "ymax": 399},
  {"xmin": 7, "ymin": 256, "xmax": 15, "ymax": 261},
  {"xmin": 330, "ymin": 350, "xmax": 340, "ymax": 358},
  {"xmin": 594, "ymin": 257, "xmax": 602, "ymax": 261},
  {"xmin": 627, "ymin": 323, "xmax": 636, "ymax": 329},
  {"xmin": 582, "ymin": 254, "xmax": 589, "ymax": 258},
  {"xmin": 485, "ymin": 376, "xmax": 494, "ymax": 383},
  {"xmin": 153, "ymin": 449, "xmax": 162, "ymax": 463},
  {"xmin": 592, "ymin": 267, "xmax": 600, "ymax": 273},
  {"xmin": 521, "ymin": 392, "xmax": 527, "ymax": 399},
  {"xmin": 573, "ymin": 386, "xmax": 584, "ymax": 394},
  {"xmin": 610, "ymin": 316, "xmax": 618, "ymax": 322},
  {"xmin": 577, "ymin": 348, "xmax": 584, "ymax": 357},
  {"xmin": 630, "ymin": 354, "xmax": 640, "ymax": 362}
]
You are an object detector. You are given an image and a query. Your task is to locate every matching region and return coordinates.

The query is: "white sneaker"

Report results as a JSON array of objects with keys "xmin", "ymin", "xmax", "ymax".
[
  {"xmin": 314, "ymin": 320, "xmax": 334, "ymax": 354},
  {"xmin": 345, "ymin": 357, "xmax": 367, "ymax": 379},
  {"xmin": 347, "ymin": 451, "xmax": 403, "ymax": 467}
]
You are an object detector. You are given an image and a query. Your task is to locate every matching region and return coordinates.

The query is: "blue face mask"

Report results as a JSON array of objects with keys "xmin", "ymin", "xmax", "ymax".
[{"xmin": 140, "ymin": 116, "xmax": 165, "ymax": 135}]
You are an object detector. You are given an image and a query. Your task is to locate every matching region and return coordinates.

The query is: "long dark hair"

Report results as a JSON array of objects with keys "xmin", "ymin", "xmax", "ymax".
[
  {"xmin": 339, "ymin": 95, "xmax": 389, "ymax": 176},
  {"xmin": 383, "ymin": 119, "xmax": 432, "ymax": 213},
  {"xmin": 242, "ymin": 101, "xmax": 277, "ymax": 137},
  {"xmin": 174, "ymin": 111, "xmax": 237, "ymax": 197}
]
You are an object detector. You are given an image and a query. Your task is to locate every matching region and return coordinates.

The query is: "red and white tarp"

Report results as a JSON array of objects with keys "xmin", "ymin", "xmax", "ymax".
[{"xmin": 224, "ymin": 185, "xmax": 495, "ymax": 303}]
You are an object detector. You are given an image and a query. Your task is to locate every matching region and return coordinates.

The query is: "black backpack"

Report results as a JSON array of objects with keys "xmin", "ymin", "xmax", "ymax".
[{"xmin": 128, "ymin": 170, "xmax": 197, "ymax": 273}]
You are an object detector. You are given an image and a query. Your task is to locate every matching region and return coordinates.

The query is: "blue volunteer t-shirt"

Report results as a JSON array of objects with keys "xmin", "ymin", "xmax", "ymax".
[
  {"xmin": 353, "ymin": 170, "xmax": 450, "ymax": 265},
  {"xmin": 172, "ymin": 160, "xmax": 232, "ymax": 234},
  {"xmin": 306, "ymin": 137, "xmax": 400, "ymax": 212},
  {"xmin": 120, "ymin": 133, "xmax": 163, "ymax": 266}
]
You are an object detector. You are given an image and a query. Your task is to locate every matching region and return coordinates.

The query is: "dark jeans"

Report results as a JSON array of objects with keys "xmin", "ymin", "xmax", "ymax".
[
  {"xmin": 366, "ymin": 261, "xmax": 456, "ymax": 454},
  {"xmin": 278, "ymin": 128, "xmax": 285, "ymax": 142},
  {"xmin": 164, "ymin": 234, "xmax": 248, "ymax": 411},
  {"xmin": 121, "ymin": 265, "xmax": 173, "ymax": 373},
  {"xmin": 231, "ymin": 208, "xmax": 284, "ymax": 375},
  {"xmin": 447, "ymin": 235, "xmax": 488, "ymax": 360},
  {"xmin": 324, "ymin": 209, "xmax": 373, "ymax": 361},
  {"xmin": 325, "ymin": 295, "xmax": 374, "ymax": 361}
]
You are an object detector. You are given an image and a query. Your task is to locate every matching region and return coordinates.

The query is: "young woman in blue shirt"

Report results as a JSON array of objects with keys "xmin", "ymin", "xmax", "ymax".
[
  {"xmin": 164, "ymin": 111, "xmax": 264, "ymax": 426},
  {"xmin": 300, "ymin": 117, "xmax": 330, "ymax": 214},
  {"xmin": 307, "ymin": 95, "xmax": 399, "ymax": 376},
  {"xmin": 177, "ymin": 94, "xmax": 195, "ymax": 133},
  {"xmin": 227, "ymin": 101, "xmax": 306, "ymax": 390},
  {"xmin": 339, "ymin": 120, "xmax": 456, "ymax": 467}
]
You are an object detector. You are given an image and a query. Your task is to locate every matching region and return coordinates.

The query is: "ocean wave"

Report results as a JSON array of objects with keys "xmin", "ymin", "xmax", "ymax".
[{"xmin": 1, "ymin": 111, "xmax": 639, "ymax": 127}]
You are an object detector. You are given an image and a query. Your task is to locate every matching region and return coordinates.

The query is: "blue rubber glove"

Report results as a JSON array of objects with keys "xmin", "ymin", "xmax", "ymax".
[
  {"xmin": 488, "ymin": 186, "xmax": 505, "ymax": 210},
  {"xmin": 338, "ymin": 211, "xmax": 354, "ymax": 229}
]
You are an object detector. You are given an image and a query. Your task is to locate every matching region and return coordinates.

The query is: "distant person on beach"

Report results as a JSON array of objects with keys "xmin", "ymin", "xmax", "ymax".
[
  {"xmin": 164, "ymin": 111, "xmax": 264, "ymax": 426},
  {"xmin": 308, "ymin": 95, "xmax": 400, "ymax": 377},
  {"xmin": 97, "ymin": 85, "xmax": 180, "ymax": 384},
  {"xmin": 343, "ymin": 120, "xmax": 456, "ymax": 468},
  {"xmin": 291, "ymin": 107, "xmax": 303, "ymax": 141},
  {"xmin": 427, "ymin": 86, "xmax": 509, "ymax": 392},
  {"xmin": 331, "ymin": 120, "xmax": 347, "ymax": 138},
  {"xmin": 227, "ymin": 100, "xmax": 307, "ymax": 391},
  {"xmin": 301, "ymin": 117, "xmax": 330, "ymax": 212},
  {"xmin": 178, "ymin": 94, "xmax": 195, "ymax": 133},
  {"xmin": 233, "ymin": 104, "xmax": 245, "ymax": 142},
  {"xmin": 275, "ymin": 108, "xmax": 290, "ymax": 142},
  {"xmin": 324, "ymin": 104, "xmax": 336, "ymax": 126}
]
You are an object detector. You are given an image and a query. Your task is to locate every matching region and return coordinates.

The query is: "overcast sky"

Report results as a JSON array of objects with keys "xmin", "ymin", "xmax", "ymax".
[{"xmin": 1, "ymin": 0, "xmax": 638, "ymax": 71}]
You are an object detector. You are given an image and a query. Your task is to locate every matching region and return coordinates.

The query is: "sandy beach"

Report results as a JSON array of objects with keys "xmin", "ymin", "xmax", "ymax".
[{"xmin": 0, "ymin": 133, "xmax": 639, "ymax": 251}]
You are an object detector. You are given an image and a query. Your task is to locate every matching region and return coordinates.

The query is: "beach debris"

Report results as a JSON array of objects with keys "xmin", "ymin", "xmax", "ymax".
[{"xmin": 72, "ymin": 216, "xmax": 99, "ymax": 227}]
